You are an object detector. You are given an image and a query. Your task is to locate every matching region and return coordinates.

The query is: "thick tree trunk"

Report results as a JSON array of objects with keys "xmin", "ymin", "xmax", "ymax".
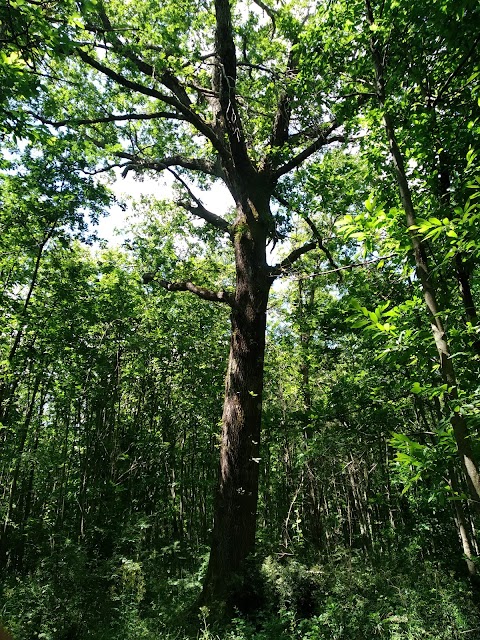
[{"xmin": 200, "ymin": 220, "xmax": 270, "ymax": 609}]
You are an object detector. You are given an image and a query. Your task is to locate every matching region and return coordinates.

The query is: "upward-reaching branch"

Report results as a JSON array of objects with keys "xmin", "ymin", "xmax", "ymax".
[
  {"xmin": 96, "ymin": 4, "xmax": 193, "ymax": 108},
  {"xmin": 165, "ymin": 167, "xmax": 232, "ymax": 235},
  {"xmin": 273, "ymin": 122, "xmax": 344, "ymax": 178},
  {"xmin": 270, "ymin": 240, "xmax": 319, "ymax": 277},
  {"xmin": 214, "ymin": 0, "xmax": 254, "ymax": 177},
  {"xmin": 270, "ymin": 47, "xmax": 298, "ymax": 150},
  {"xmin": 273, "ymin": 191, "xmax": 341, "ymax": 278},
  {"xmin": 179, "ymin": 200, "xmax": 232, "ymax": 235},
  {"xmin": 75, "ymin": 49, "xmax": 228, "ymax": 160},
  {"xmin": 432, "ymin": 33, "xmax": 480, "ymax": 107},
  {"xmin": 302, "ymin": 214, "xmax": 341, "ymax": 278}
]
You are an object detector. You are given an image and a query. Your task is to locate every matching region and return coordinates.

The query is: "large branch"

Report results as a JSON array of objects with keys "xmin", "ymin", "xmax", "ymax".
[
  {"xmin": 76, "ymin": 49, "xmax": 228, "ymax": 159},
  {"xmin": 143, "ymin": 275, "xmax": 234, "ymax": 305},
  {"xmin": 179, "ymin": 201, "xmax": 232, "ymax": 235},
  {"xmin": 115, "ymin": 153, "xmax": 231, "ymax": 233},
  {"xmin": 252, "ymin": 0, "xmax": 277, "ymax": 26},
  {"xmin": 273, "ymin": 123, "xmax": 344, "ymax": 178},
  {"xmin": 116, "ymin": 152, "xmax": 224, "ymax": 179},
  {"xmin": 270, "ymin": 240, "xmax": 318, "ymax": 277},
  {"xmin": 165, "ymin": 167, "xmax": 232, "ymax": 235},
  {"xmin": 29, "ymin": 110, "xmax": 183, "ymax": 127},
  {"xmin": 270, "ymin": 47, "xmax": 298, "ymax": 149},
  {"xmin": 214, "ymin": 0, "xmax": 253, "ymax": 175}
]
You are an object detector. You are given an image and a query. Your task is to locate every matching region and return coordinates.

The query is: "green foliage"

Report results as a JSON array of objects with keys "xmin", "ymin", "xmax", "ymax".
[
  {"xmin": 4, "ymin": 552, "xmax": 480, "ymax": 639},
  {"xmin": 1, "ymin": 0, "xmax": 480, "ymax": 637}
]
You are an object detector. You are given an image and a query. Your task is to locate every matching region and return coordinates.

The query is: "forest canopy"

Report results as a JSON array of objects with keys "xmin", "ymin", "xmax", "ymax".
[{"xmin": 1, "ymin": 0, "xmax": 480, "ymax": 638}]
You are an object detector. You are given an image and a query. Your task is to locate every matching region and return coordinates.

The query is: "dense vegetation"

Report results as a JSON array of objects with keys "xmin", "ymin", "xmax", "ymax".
[{"xmin": 1, "ymin": 0, "xmax": 480, "ymax": 637}]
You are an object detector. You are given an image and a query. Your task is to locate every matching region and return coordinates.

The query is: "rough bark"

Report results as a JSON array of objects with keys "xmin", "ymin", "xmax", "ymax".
[{"xmin": 200, "ymin": 211, "xmax": 271, "ymax": 608}]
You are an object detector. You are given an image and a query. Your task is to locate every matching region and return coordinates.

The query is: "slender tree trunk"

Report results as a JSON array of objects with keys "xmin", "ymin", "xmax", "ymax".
[
  {"xmin": 297, "ymin": 280, "xmax": 324, "ymax": 548},
  {"xmin": 0, "ymin": 374, "xmax": 41, "ymax": 567},
  {"xmin": 384, "ymin": 110, "xmax": 480, "ymax": 504},
  {"xmin": 0, "ymin": 224, "xmax": 56, "ymax": 422},
  {"xmin": 449, "ymin": 465, "xmax": 478, "ymax": 578},
  {"xmin": 438, "ymin": 151, "xmax": 480, "ymax": 351},
  {"xmin": 366, "ymin": 0, "xmax": 480, "ymax": 504},
  {"xmin": 200, "ymin": 220, "xmax": 270, "ymax": 608}
]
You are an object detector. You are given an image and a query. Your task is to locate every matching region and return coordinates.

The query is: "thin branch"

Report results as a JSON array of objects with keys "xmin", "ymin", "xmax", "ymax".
[
  {"xmin": 186, "ymin": 82, "xmax": 219, "ymax": 97},
  {"xmin": 28, "ymin": 110, "xmax": 183, "ymax": 128},
  {"xmin": 195, "ymin": 51, "xmax": 217, "ymax": 62},
  {"xmin": 76, "ymin": 49, "xmax": 169, "ymax": 100},
  {"xmin": 433, "ymin": 34, "xmax": 480, "ymax": 107},
  {"xmin": 82, "ymin": 161, "xmax": 131, "ymax": 175},
  {"xmin": 302, "ymin": 214, "xmax": 341, "ymax": 278},
  {"xmin": 117, "ymin": 152, "xmax": 223, "ymax": 178},
  {"xmin": 143, "ymin": 274, "xmax": 234, "ymax": 305},
  {"xmin": 273, "ymin": 191, "xmax": 340, "ymax": 277},
  {"xmin": 237, "ymin": 61, "xmax": 281, "ymax": 77},
  {"xmin": 273, "ymin": 124, "xmax": 344, "ymax": 178},
  {"xmin": 287, "ymin": 124, "xmax": 331, "ymax": 145},
  {"xmin": 341, "ymin": 91, "xmax": 376, "ymax": 99},
  {"xmin": 292, "ymin": 253, "xmax": 396, "ymax": 280}
]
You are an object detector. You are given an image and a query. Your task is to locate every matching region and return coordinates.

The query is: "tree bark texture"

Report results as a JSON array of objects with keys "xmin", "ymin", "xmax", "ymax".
[{"xmin": 200, "ymin": 214, "xmax": 271, "ymax": 607}]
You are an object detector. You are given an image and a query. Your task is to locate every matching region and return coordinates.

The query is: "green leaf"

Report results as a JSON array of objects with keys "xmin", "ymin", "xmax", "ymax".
[{"xmin": 411, "ymin": 382, "xmax": 423, "ymax": 394}]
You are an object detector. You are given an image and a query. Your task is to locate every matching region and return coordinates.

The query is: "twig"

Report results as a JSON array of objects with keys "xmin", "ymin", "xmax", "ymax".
[{"xmin": 291, "ymin": 253, "xmax": 396, "ymax": 280}]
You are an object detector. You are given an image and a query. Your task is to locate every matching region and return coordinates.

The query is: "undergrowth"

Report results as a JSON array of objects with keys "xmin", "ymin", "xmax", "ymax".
[{"xmin": 2, "ymin": 550, "xmax": 479, "ymax": 639}]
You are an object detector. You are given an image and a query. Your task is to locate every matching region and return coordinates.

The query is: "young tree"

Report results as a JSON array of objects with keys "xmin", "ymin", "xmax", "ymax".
[
  {"xmin": 302, "ymin": 0, "xmax": 480, "ymax": 504},
  {"xmin": 363, "ymin": 0, "xmax": 480, "ymax": 503}
]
